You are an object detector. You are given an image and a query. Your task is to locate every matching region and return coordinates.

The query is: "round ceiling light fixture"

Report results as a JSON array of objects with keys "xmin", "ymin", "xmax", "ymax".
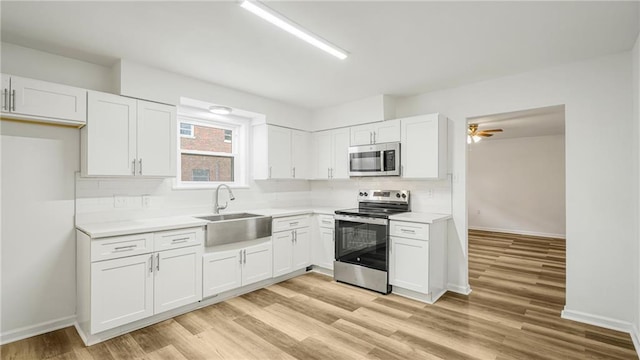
[{"xmin": 208, "ymin": 105, "xmax": 233, "ymax": 115}]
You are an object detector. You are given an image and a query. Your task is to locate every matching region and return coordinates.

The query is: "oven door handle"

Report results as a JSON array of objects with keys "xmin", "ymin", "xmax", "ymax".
[{"xmin": 334, "ymin": 214, "xmax": 388, "ymax": 226}]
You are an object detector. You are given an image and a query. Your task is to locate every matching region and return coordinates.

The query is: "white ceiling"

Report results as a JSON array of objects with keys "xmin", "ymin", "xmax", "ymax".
[
  {"xmin": 468, "ymin": 105, "xmax": 565, "ymax": 140},
  {"xmin": 1, "ymin": 1, "xmax": 638, "ymax": 109}
]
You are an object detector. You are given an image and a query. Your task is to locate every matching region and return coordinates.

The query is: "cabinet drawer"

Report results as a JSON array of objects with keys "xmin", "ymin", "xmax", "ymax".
[
  {"xmin": 272, "ymin": 215, "xmax": 311, "ymax": 232},
  {"xmin": 154, "ymin": 227, "xmax": 203, "ymax": 252},
  {"xmin": 91, "ymin": 233, "xmax": 153, "ymax": 262},
  {"xmin": 317, "ymin": 214, "xmax": 335, "ymax": 229},
  {"xmin": 390, "ymin": 221, "xmax": 429, "ymax": 240}
]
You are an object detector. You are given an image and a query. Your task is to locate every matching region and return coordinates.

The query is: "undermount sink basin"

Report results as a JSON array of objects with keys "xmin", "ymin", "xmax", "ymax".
[
  {"xmin": 197, "ymin": 212, "xmax": 263, "ymax": 222},
  {"xmin": 197, "ymin": 213, "xmax": 272, "ymax": 247}
]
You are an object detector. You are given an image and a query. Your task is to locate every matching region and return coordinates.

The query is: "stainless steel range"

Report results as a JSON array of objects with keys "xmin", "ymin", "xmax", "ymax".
[{"xmin": 334, "ymin": 190, "xmax": 410, "ymax": 294}]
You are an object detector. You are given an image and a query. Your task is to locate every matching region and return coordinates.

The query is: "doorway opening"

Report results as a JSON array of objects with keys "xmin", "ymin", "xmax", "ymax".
[{"xmin": 466, "ymin": 104, "xmax": 567, "ymax": 315}]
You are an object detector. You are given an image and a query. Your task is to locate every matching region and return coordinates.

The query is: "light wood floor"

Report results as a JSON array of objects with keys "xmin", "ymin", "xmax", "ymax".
[{"xmin": 1, "ymin": 230, "xmax": 637, "ymax": 359}]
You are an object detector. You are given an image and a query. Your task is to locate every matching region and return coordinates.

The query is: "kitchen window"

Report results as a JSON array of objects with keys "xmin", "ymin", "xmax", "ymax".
[{"xmin": 176, "ymin": 114, "xmax": 247, "ymax": 188}]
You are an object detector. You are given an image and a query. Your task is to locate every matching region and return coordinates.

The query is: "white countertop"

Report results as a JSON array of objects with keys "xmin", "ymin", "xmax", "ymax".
[
  {"xmin": 76, "ymin": 208, "xmax": 340, "ymax": 238},
  {"xmin": 388, "ymin": 212, "xmax": 452, "ymax": 224},
  {"xmin": 76, "ymin": 216, "xmax": 209, "ymax": 238}
]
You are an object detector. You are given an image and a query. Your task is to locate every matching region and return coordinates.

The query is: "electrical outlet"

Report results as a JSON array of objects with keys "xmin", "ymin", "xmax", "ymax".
[
  {"xmin": 142, "ymin": 195, "xmax": 151, "ymax": 208},
  {"xmin": 114, "ymin": 195, "xmax": 126, "ymax": 208}
]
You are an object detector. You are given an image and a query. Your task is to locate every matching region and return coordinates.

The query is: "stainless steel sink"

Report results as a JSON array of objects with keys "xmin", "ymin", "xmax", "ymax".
[{"xmin": 196, "ymin": 213, "xmax": 272, "ymax": 247}]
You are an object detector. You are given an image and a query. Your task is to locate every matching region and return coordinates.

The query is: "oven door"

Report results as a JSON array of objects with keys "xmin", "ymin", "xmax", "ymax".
[{"xmin": 334, "ymin": 214, "xmax": 389, "ymax": 271}]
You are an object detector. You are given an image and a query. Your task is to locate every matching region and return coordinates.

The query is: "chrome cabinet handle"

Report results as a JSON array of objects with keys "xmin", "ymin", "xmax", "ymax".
[
  {"xmin": 401, "ymin": 228, "xmax": 416, "ymax": 234},
  {"xmin": 132, "ymin": 159, "xmax": 136, "ymax": 175},
  {"xmin": 138, "ymin": 159, "xmax": 143, "ymax": 175},
  {"xmin": 149, "ymin": 254, "xmax": 154, "ymax": 273},
  {"xmin": 11, "ymin": 90, "xmax": 15, "ymax": 111},
  {"xmin": 269, "ymin": 166, "xmax": 272, "ymax": 179},
  {"xmin": 291, "ymin": 230, "xmax": 295, "ymax": 243},
  {"xmin": 171, "ymin": 238, "xmax": 189, "ymax": 243},
  {"xmin": 369, "ymin": 132, "xmax": 373, "ymax": 144},
  {"xmin": 114, "ymin": 245, "xmax": 136, "ymax": 252},
  {"xmin": 2, "ymin": 89, "xmax": 7, "ymax": 111},
  {"xmin": 243, "ymin": 249, "xmax": 247, "ymax": 264},
  {"xmin": 292, "ymin": 167, "xmax": 296, "ymax": 178},
  {"xmin": 289, "ymin": 221, "xmax": 299, "ymax": 226},
  {"xmin": 239, "ymin": 250, "xmax": 243, "ymax": 264},
  {"xmin": 156, "ymin": 253, "xmax": 160, "ymax": 271}
]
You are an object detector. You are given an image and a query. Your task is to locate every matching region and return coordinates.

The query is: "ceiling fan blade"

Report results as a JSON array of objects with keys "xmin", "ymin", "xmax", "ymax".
[
  {"xmin": 479, "ymin": 129, "xmax": 503, "ymax": 133},
  {"xmin": 478, "ymin": 133, "xmax": 494, "ymax": 137}
]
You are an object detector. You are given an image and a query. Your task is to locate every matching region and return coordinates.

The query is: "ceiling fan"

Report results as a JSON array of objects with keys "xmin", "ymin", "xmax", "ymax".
[{"xmin": 467, "ymin": 123, "xmax": 503, "ymax": 143}]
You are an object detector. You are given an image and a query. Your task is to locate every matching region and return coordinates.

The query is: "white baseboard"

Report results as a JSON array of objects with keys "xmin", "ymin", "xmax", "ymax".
[
  {"xmin": 0, "ymin": 315, "xmax": 76, "ymax": 345},
  {"xmin": 469, "ymin": 226, "xmax": 565, "ymax": 239},
  {"xmin": 631, "ymin": 324, "xmax": 640, "ymax": 358},
  {"xmin": 447, "ymin": 283, "xmax": 472, "ymax": 295},
  {"xmin": 561, "ymin": 308, "xmax": 633, "ymax": 333}
]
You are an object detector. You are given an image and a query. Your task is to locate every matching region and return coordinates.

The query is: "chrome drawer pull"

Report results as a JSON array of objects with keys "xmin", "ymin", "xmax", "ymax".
[
  {"xmin": 400, "ymin": 229, "xmax": 416, "ymax": 234},
  {"xmin": 171, "ymin": 238, "xmax": 189, "ymax": 243},
  {"xmin": 114, "ymin": 245, "xmax": 136, "ymax": 251},
  {"xmin": 289, "ymin": 222, "xmax": 299, "ymax": 226}
]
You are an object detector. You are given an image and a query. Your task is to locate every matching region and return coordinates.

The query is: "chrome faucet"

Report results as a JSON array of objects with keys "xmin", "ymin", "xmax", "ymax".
[{"xmin": 214, "ymin": 184, "xmax": 235, "ymax": 214}]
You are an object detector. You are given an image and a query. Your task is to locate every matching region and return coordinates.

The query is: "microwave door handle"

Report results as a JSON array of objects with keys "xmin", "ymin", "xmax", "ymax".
[{"xmin": 380, "ymin": 150, "xmax": 385, "ymax": 172}]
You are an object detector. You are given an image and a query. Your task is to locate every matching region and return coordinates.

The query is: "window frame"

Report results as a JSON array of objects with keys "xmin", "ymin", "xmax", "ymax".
[
  {"xmin": 179, "ymin": 123, "xmax": 194, "ymax": 138},
  {"xmin": 175, "ymin": 114, "xmax": 248, "ymax": 189}
]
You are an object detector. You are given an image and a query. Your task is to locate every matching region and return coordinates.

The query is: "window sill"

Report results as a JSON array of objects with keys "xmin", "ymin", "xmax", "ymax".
[{"xmin": 172, "ymin": 182, "xmax": 250, "ymax": 190}]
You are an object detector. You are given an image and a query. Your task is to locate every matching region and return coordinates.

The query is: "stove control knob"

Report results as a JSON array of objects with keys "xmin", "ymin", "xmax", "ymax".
[
  {"xmin": 396, "ymin": 193, "xmax": 401, "ymax": 198},
  {"xmin": 363, "ymin": 192, "xmax": 368, "ymax": 197},
  {"xmin": 359, "ymin": 192, "xmax": 364, "ymax": 196},
  {"xmin": 401, "ymin": 193, "xmax": 407, "ymax": 199}
]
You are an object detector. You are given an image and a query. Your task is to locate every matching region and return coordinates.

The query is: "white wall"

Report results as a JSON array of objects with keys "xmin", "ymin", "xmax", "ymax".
[
  {"xmin": 468, "ymin": 135, "xmax": 565, "ymax": 238},
  {"xmin": 311, "ymin": 95, "xmax": 396, "ymax": 131},
  {"xmin": 395, "ymin": 52, "xmax": 636, "ymax": 327},
  {"xmin": 633, "ymin": 30, "xmax": 640, "ymax": 346},
  {"xmin": 118, "ymin": 60, "xmax": 312, "ymax": 131},
  {"xmin": 0, "ymin": 42, "xmax": 115, "ymax": 92},
  {"xmin": 0, "ymin": 121, "xmax": 79, "ymax": 341}
]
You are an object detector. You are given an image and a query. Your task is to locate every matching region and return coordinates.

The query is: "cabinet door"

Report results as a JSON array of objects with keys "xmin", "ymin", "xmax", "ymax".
[
  {"xmin": 312, "ymin": 130, "xmax": 332, "ymax": 179},
  {"xmin": 8, "ymin": 75, "xmax": 87, "ymax": 124},
  {"xmin": 400, "ymin": 114, "xmax": 446, "ymax": 179},
  {"xmin": 291, "ymin": 129, "xmax": 310, "ymax": 179},
  {"xmin": 85, "ymin": 91, "xmax": 137, "ymax": 176},
  {"xmin": 331, "ymin": 128, "xmax": 351, "ymax": 179},
  {"xmin": 267, "ymin": 126, "xmax": 292, "ymax": 179},
  {"xmin": 137, "ymin": 100, "xmax": 176, "ymax": 177},
  {"xmin": 91, "ymin": 254, "xmax": 154, "ymax": 333},
  {"xmin": 272, "ymin": 231, "xmax": 293, "ymax": 277},
  {"xmin": 203, "ymin": 249, "xmax": 242, "ymax": 298},
  {"xmin": 154, "ymin": 246, "xmax": 202, "ymax": 314},
  {"xmin": 374, "ymin": 119, "xmax": 400, "ymax": 143},
  {"xmin": 292, "ymin": 227, "xmax": 311, "ymax": 270},
  {"xmin": 316, "ymin": 227, "xmax": 335, "ymax": 270},
  {"xmin": 350, "ymin": 123, "xmax": 374, "ymax": 145},
  {"xmin": 389, "ymin": 236, "xmax": 429, "ymax": 294},
  {"xmin": 243, "ymin": 242, "xmax": 273, "ymax": 286}
]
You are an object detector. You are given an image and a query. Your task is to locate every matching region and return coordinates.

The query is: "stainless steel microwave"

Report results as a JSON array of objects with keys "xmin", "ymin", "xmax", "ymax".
[{"xmin": 348, "ymin": 142, "xmax": 400, "ymax": 177}]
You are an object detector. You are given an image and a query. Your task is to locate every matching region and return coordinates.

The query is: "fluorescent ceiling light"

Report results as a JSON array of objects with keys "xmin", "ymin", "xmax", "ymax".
[
  {"xmin": 240, "ymin": 0, "xmax": 349, "ymax": 60},
  {"xmin": 209, "ymin": 105, "xmax": 233, "ymax": 115}
]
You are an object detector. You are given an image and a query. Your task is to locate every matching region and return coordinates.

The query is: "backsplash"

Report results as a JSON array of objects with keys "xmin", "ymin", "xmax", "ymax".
[
  {"xmin": 310, "ymin": 176, "xmax": 452, "ymax": 214},
  {"xmin": 75, "ymin": 175, "xmax": 312, "ymax": 224},
  {"xmin": 75, "ymin": 174, "xmax": 451, "ymax": 224}
]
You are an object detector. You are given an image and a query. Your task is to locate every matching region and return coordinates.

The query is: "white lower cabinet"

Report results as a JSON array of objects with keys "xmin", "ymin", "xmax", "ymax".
[
  {"xmin": 272, "ymin": 215, "xmax": 311, "ymax": 277},
  {"xmin": 389, "ymin": 237, "xmax": 429, "ymax": 293},
  {"xmin": 202, "ymin": 240, "xmax": 273, "ymax": 298},
  {"xmin": 78, "ymin": 226, "xmax": 204, "ymax": 335},
  {"xmin": 91, "ymin": 254, "xmax": 154, "ymax": 333},
  {"xmin": 313, "ymin": 214, "xmax": 335, "ymax": 270},
  {"xmin": 388, "ymin": 220, "xmax": 447, "ymax": 304}
]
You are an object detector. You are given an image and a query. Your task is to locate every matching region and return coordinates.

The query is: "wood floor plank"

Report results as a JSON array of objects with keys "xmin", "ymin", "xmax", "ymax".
[{"xmin": 2, "ymin": 229, "xmax": 637, "ymax": 360}]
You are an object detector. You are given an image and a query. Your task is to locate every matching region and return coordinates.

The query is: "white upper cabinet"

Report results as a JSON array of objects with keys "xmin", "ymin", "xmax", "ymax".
[
  {"xmin": 400, "ymin": 113, "xmax": 447, "ymax": 179},
  {"xmin": 253, "ymin": 124, "xmax": 310, "ymax": 180},
  {"xmin": 82, "ymin": 91, "xmax": 176, "ymax": 177},
  {"xmin": 312, "ymin": 128, "xmax": 350, "ymax": 179},
  {"xmin": 1, "ymin": 74, "xmax": 87, "ymax": 126},
  {"xmin": 350, "ymin": 119, "xmax": 400, "ymax": 146}
]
